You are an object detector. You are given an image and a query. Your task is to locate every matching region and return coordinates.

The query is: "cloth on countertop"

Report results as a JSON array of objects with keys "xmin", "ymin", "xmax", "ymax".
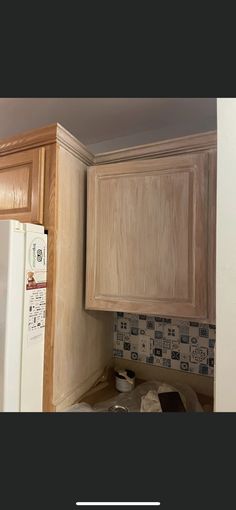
[{"xmin": 140, "ymin": 390, "xmax": 162, "ymax": 412}]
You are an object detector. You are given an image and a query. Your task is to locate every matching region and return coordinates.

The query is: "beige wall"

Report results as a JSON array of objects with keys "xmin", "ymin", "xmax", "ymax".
[{"xmin": 215, "ymin": 98, "xmax": 236, "ymax": 411}]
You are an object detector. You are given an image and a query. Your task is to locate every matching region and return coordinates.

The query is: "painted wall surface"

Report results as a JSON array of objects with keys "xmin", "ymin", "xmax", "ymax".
[{"xmin": 215, "ymin": 98, "xmax": 236, "ymax": 411}]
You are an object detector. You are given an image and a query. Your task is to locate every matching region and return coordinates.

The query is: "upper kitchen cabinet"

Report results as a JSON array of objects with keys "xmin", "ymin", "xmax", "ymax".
[
  {"xmin": 0, "ymin": 124, "xmax": 113, "ymax": 412},
  {"xmin": 0, "ymin": 148, "xmax": 45, "ymax": 224},
  {"xmin": 86, "ymin": 132, "xmax": 216, "ymax": 322}
]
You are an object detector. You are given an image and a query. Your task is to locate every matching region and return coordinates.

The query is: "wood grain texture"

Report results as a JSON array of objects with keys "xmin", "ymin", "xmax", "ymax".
[
  {"xmin": 0, "ymin": 123, "xmax": 94, "ymax": 164},
  {"xmin": 56, "ymin": 124, "xmax": 94, "ymax": 165},
  {"xmin": 42, "ymin": 144, "xmax": 58, "ymax": 411},
  {"xmin": 0, "ymin": 147, "xmax": 45, "ymax": 224},
  {"xmin": 94, "ymin": 131, "xmax": 216, "ymax": 164},
  {"xmin": 0, "ymin": 125, "xmax": 58, "ymax": 155},
  {"xmin": 0, "ymin": 126, "xmax": 216, "ymax": 165},
  {"xmin": 207, "ymin": 149, "xmax": 216, "ymax": 324},
  {"xmin": 51, "ymin": 146, "xmax": 113, "ymax": 410},
  {"xmin": 86, "ymin": 153, "xmax": 210, "ymax": 318}
]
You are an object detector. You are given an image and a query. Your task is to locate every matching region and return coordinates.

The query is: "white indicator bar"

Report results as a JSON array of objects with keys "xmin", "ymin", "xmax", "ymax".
[{"xmin": 76, "ymin": 503, "xmax": 161, "ymax": 507}]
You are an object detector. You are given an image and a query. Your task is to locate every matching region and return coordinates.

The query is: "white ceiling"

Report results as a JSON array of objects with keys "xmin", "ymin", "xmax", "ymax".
[{"xmin": 0, "ymin": 98, "xmax": 216, "ymax": 153}]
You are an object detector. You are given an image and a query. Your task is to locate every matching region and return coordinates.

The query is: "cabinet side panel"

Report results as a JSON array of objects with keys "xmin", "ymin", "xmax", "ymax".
[
  {"xmin": 42, "ymin": 144, "xmax": 58, "ymax": 411},
  {"xmin": 52, "ymin": 147, "xmax": 113, "ymax": 409},
  {"xmin": 207, "ymin": 150, "xmax": 216, "ymax": 324}
]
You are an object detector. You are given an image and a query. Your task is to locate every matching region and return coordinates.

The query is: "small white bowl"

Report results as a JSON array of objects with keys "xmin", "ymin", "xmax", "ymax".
[{"xmin": 115, "ymin": 370, "xmax": 135, "ymax": 392}]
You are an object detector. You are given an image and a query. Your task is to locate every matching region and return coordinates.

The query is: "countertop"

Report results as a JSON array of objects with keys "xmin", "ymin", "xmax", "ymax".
[{"xmin": 78, "ymin": 373, "xmax": 214, "ymax": 412}]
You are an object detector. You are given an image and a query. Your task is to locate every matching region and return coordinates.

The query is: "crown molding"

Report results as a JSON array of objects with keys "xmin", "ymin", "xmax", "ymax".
[
  {"xmin": 56, "ymin": 124, "xmax": 94, "ymax": 165},
  {"xmin": 0, "ymin": 123, "xmax": 95, "ymax": 165},
  {"xmin": 93, "ymin": 131, "xmax": 217, "ymax": 165},
  {"xmin": 0, "ymin": 124, "xmax": 57, "ymax": 155},
  {"xmin": 0, "ymin": 125, "xmax": 217, "ymax": 166}
]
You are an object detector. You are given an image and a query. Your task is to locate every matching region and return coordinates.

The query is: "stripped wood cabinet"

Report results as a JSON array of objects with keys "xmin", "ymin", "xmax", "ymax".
[
  {"xmin": 86, "ymin": 136, "xmax": 216, "ymax": 322},
  {"xmin": 0, "ymin": 126, "xmax": 216, "ymax": 412}
]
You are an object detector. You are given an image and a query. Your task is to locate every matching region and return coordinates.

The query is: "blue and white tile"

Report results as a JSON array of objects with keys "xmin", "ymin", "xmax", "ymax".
[
  {"xmin": 153, "ymin": 347, "xmax": 163, "ymax": 357},
  {"xmin": 164, "ymin": 324, "xmax": 179, "ymax": 339},
  {"xmin": 162, "ymin": 348, "xmax": 172, "ymax": 359},
  {"xmin": 199, "ymin": 326, "xmax": 209, "ymax": 338},
  {"xmin": 162, "ymin": 358, "xmax": 171, "ymax": 369},
  {"xmin": 113, "ymin": 312, "xmax": 215, "ymax": 378},
  {"xmin": 130, "ymin": 338, "xmax": 139, "ymax": 351},
  {"xmin": 154, "ymin": 357, "xmax": 162, "ymax": 366},
  {"xmin": 123, "ymin": 333, "xmax": 131, "ymax": 343},
  {"xmin": 146, "ymin": 355, "xmax": 154, "ymax": 364},
  {"xmin": 198, "ymin": 337, "xmax": 209, "ymax": 349},
  {"xmin": 117, "ymin": 317, "xmax": 130, "ymax": 333},
  {"xmin": 138, "ymin": 337, "xmax": 150, "ymax": 355},
  {"xmin": 190, "ymin": 336, "xmax": 199, "ymax": 346},
  {"xmin": 189, "ymin": 326, "xmax": 199, "ymax": 339},
  {"xmin": 209, "ymin": 338, "xmax": 215, "ymax": 348},
  {"xmin": 198, "ymin": 364, "xmax": 209, "ymax": 375},
  {"xmin": 190, "ymin": 346, "xmax": 208, "ymax": 364},
  {"xmin": 130, "ymin": 326, "xmax": 139, "ymax": 336},
  {"xmin": 180, "ymin": 334, "xmax": 190, "ymax": 343},
  {"xmin": 163, "ymin": 339, "xmax": 172, "ymax": 350},
  {"xmin": 171, "ymin": 359, "xmax": 181, "ymax": 370},
  {"xmin": 180, "ymin": 361, "xmax": 189, "ymax": 372},
  {"xmin": 171, "ymin": 350, "xmax": 180, "ymax": 361},
  {"xmin": 113, "ymin": 349, "xmax": 124, "ymax": 358},
  {"xmin": 189, "ymin": 362, "xmax": 200, "ymax": 374},
  {"xmin": 171, "ymin": 338, "xmax": 180, "ymax": 350},
  {"xmin": 180, "ymin": 352, "xmax": 190, "ymax": 362},
  {"xmin": 155, "ymin": 329, "xmax": 163, "ymax": 339},
  {"xmin": 123, "ymin": 341, "xmax": 131, "ymax": 351},
  {"xmin": 123, "ymin": 349, "xmax": 132, "ymax": 360},
  {"xmin": 114, "ymin": 339, "xmax": 124, "ymax": 350},
  {"xmin": 154, "ymin": 338, "xmax": 163, "ymax": 349},
  {"xmin": 146, "ymin": 316, "xmax": 155, "ymax": 330},
  {"xmin": 139, "ymin": 353, "xmax": 148, "ymax": 363}
]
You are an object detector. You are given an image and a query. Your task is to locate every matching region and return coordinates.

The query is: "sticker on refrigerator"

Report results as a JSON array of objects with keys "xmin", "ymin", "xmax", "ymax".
[
  {"xmin": 28, "ymin": 287, "xmax": 46, "ymax": 332},
  {"xmin": 28, "ymin": 237, "xmax": 47, "ymax": 271},
  {"xmin": 26, "ymin": 271, "xmax": 47, "ymax": 290},
  {"xmin": 25, "ymin": 235, "xmax": 47, "ymax": 334}
]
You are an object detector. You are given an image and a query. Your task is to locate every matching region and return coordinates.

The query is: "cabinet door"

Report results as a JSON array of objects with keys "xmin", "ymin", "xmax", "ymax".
[
  {"xmin": 0, "ymin": 148, "xmax": 45, "ymax": 224},
  {"xmin": 86, "ymin": 153, "xmax": 210, "ymax": 318}
]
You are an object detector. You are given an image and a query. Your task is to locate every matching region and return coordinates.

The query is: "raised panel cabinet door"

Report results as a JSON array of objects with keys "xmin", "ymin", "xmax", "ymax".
[
  {"xmin": 0, "ymin": 148, "xmax": 45, "ymax": 224},
  {"xmin": 86, "ymin": 153, "xmax": 210, "ymax": 318}
]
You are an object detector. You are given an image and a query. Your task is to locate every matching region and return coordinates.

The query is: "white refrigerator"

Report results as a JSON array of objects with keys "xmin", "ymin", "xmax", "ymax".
[{"xmin": 0, "ymin": 220, "xmax": 47, "ymax": 412}]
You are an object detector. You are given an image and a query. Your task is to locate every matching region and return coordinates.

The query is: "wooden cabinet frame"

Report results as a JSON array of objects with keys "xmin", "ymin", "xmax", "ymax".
[
  {"xmin": 86, "ymin": 133, "xmax": 216, "ymax": 323},
  {"xmin": 0, "ymin": 126, "xmax": 216, "ymax": 411}
]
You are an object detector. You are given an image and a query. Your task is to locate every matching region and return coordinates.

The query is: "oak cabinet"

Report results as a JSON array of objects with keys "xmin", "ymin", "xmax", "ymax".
[
  {"xmin": 86, "ymin": 148, "xmax": 216, "ymax": 322},
  {"xmin": 0, "ymin": 125, "xmax": 113, "ymax": 411},
  {"xmin": 0, "ymin": 125, "xmax": 216, "ymax": 411},
  {"xmin": 0, "ymin": 148, "xmax": 45, "ymax": 224}
]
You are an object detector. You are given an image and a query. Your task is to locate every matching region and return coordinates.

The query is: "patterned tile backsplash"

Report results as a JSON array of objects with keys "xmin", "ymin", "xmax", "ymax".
[{"xmin": 113, "ymin": 313, "xmax": 216, "ymax": 377}]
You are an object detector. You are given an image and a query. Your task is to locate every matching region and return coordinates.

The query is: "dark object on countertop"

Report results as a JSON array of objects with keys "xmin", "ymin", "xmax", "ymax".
[
  {"xmin": 158, "ymin": 391, "xmax": 186, "ymax": 412},
  {"xmin": 114, "ymin": 369, "xmax": 135, "ymax": 380}
]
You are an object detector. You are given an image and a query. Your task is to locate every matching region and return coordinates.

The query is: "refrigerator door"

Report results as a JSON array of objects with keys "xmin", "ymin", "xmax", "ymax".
[
  {"xmin": 0, "ymin": 220, "xmax": 47, "ymax": 412},
  {"xmin": 0, "ymin": 220, "xmax": 25, "ymax": 411},
  {"xmin": 20, "ymin": 223, "xmax": 47, "ymax": 412}
]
